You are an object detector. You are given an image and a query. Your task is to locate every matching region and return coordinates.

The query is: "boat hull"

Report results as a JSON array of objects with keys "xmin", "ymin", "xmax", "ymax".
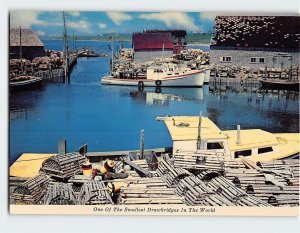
[
  {"xmin": 101, "ymin": 71, "xmax": 205, "ymax": 87},
  {"xmin": 259, "ymin": 79, "xmax": 299, "ymax": 91},
  {"xmin": 10, "ymin": 77, "xmax": 43, "ymax": 92}
]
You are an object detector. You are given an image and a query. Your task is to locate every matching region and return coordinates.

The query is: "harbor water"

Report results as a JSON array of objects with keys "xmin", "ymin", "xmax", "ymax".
[{"xmin": 9, "ymin": 40, "xmax": 299, "ymax": 164}]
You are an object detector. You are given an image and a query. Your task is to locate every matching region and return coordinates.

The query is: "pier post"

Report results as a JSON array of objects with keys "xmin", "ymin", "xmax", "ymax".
[
  {"xmin": 58, "ymin": 139, "xmax": 67, "ymax": 155},
  {"xmin": 140, "ymin": 129, "xmax": 144, "ymax": 159},
  {"xmin": 237, "ymin": 125, "xmax": 241, "ymax": 145}
]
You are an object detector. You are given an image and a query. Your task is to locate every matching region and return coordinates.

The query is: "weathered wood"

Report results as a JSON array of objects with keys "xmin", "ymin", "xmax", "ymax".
[
  {"xmin": 40, "ymin": 152, "xmax": 86, "ymax": 179},
  {"xmin": 124, "ymin": 160, "xmax": 151, "ymax": 177},
  {"xmin": 10, "ymin": 173, "xmax": 49, "ymax": 205}
]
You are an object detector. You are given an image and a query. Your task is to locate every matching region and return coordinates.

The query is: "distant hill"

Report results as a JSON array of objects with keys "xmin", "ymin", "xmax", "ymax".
[{"xmin": 42, "ymin": 33, "xmax": 212, "ymax": 44}]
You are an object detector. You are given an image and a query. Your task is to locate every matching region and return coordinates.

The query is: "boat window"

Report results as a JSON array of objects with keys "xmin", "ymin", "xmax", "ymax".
[
  {"xmin": 175, "ymin": 73, "xmax": 179, "ymax": 75},
  {"xmin": 168, "ymin": 73, "xmax": 172, "ymax": 75},
  {"xmin": 258, "ymin": 147, "xmax": 273, "ymax": 154},
  {"xmin": 169, "ymin": 68, "xmax": 173, "ymax": 71},
  {"xmin": 234, "ymin": 150, "xmax": 252, "ymax": 158},
  {"xmin": 207, "ymin": 142, "xmax": 224, "ymax": 150}
]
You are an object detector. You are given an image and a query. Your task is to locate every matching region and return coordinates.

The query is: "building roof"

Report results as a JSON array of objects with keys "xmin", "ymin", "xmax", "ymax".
[
  {"xmin": 211, "ymin": 16, "xmax": 300, "ymax": 49},
  {"xmin": 133, "ymin": 32, "xmax": 173, "ymax": 51},
  {"xmin": 10, "ymin": 29, "xmax": 44, "ymax": 47}
]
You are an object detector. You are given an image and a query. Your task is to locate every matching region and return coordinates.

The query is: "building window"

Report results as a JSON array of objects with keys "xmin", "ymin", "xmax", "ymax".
[
  {"xmin": 220, "ymin": 56, "xmax": 232, "ymax": 63},
  {"xmin": 250, "ymin": 57, "xmax": 265, "ymax": 63},
  {"xmin": 234, "ymin": 149, "xmax": 252, "ymax": 158},
  {"xmin": 207, "ymin": 142, "xmax": 224, "ymax": 150},
  {"xmin": 258, "ymin": 147, "xmax": 273, "ymax": 154}
]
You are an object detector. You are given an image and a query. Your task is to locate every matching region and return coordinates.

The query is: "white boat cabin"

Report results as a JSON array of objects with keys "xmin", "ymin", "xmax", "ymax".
[
  {"xmin": 146, "ymin": 63, "xmax": 190, "ymax": 80},
  {"xmin": 158, "ymin": 116, "xmax": 300, "ymax": 162}
]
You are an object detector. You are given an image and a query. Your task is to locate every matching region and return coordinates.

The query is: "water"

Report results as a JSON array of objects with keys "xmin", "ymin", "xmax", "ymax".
[{"xmin": 9, "ymin": 40, "xmax": 299, "ymax": 164}]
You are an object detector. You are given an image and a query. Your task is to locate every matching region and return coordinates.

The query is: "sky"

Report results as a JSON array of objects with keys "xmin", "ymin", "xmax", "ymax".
[{"xmin": 9, "ymin": 11, "xmax": 216, "ymax": 37}]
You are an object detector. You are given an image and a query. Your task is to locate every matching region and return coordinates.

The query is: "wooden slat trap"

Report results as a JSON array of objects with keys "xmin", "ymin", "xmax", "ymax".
[
  {"xmin": 43, "ymin": 182, "xmax": 76, "ymax": 205},
  {"xmin": 40, "ymin": 152, "xmax": 86, "ymax": 179},
  {"xmin": 118, "ymin": 177, "xmax": 184, "ymax": 205},
  {"xmin": 10, "ymin": 173, "xmax": 49, "ymax": 205},
  {"xmin": 156, "ymin": 156, "xmax": 192, "ymax": 188},
  {"xmin": 68, "ymin": 175, "xmax": 102, "ymax": 198},
  {"xmin": 173, "ymin": 151, "xmax": 246, "ymax": 171},
  {"xmin": 224, "ymin": 167, "xmax": 299, "ymax": 206},
  {"xmin": 77, "ymin": 180, "xmax": 113, "ymax": 205}
]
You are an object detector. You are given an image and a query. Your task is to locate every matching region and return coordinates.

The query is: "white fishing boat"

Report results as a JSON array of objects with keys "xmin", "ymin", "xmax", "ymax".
[
  {"xmin": 157, "ymin": 115, "xmax": 300, "ymax": 162},
  {"xmin": 101, "ymin": 63, "xmax": 205, "ymax": 87}
]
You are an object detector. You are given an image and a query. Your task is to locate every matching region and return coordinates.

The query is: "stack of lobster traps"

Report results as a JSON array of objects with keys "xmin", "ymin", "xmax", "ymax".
[
  {"xmin": 40, "ymin": 152, "xmax": 86, "ymax": 179},
  {"xmin": 10, "ymin": 173, "xmax": 49, "ymax": 205}
]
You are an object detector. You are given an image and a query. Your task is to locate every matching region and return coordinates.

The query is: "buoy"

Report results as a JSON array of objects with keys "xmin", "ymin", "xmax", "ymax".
[
  {"xmin": 82, "ymin": 159, "xmax": 93, "ymax": 177},
  {"xmin": 107, "ymin": 182, "xmax": 128, "ymax": 193},
  {"xmin": 99, "ymin": 159, "xmax": 115, "ymax": 175}
]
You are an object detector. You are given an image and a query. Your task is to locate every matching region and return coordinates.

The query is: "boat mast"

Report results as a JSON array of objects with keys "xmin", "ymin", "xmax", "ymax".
[
  {"xmin": 196, "ymin": 111, "xmax": 202, "ymax": 150},
  {"xmin": 161, "ymin": 43, "xmax": 165, "ymax": 62},
  {"xmin": 63, "ymin": 11, "xmax": 69, "ymax": 80},
  {"xmin": 19, "ymin": 26, "xmax": 23, "ymax": 74},
  {"xmin": 111, "ymin": 34, "xmax": 113, "ymax": 76}
]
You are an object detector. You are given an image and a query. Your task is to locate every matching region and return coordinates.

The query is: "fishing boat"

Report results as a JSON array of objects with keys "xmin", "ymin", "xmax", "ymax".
[
  {"xmin": 157, "ymin": 116, "xmax": 299, "ymax": 162},
  {"xmin": 259, "ymin": 78, "xmax": 300, "ymax": 91},
  {"xmin": 101, "ymin": 63, "xmax": 205, "ymax": 87},
  {"xmin": 9, "ymin": 75, "xmax": 43, "ymax": 92}
]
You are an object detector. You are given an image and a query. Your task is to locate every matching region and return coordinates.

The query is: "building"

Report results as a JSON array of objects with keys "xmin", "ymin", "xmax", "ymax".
[
  {"xmin": 10, "ymin": 29, "xmax": 45, "ymax": 60},
  {"xmin": 210, "ymin": 16, "xmax": 300, "ymax": 69},
  {"xmin": 132, "ymin": 30, "xmax": 187, "ymax": 63}
]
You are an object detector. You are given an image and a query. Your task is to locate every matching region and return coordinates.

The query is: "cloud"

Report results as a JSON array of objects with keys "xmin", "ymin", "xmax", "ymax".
[
  {"xmin": 10, "ymin": 11, "xmax": 63, "ymax": 28},
  {"xmin": 67, "ymin": 20, "xmax": 89, "ymax": 30},
  {"xmin": 106, "ymin": 12, "xmax": 132, "ymax": 25},
  {"xmin": 68, "ymin": 11, "xmax": 80, "ymax": 17},
  {"xmin": 199, "ymin": 13, "xmax": 217, "ymax": 21},
  {"xmin": 98, "ymin": 23, "xmax": 107, "ymax": 29},
  {"xmin": 10, "ymin": 11, "xmax": 44, "ymax": 28},
  {"xmin": 139, "ymin": 12, "xmax": 199, "ymax": 31},
  {"xmin": 35, "ymin": 30, "xmax": 45, "ymax": 36}
]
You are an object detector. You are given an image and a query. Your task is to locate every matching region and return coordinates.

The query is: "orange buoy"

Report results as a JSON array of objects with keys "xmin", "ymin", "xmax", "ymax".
[{"xmin": 99, "ymin": 159, "xmax": 115, "ymax": 175}]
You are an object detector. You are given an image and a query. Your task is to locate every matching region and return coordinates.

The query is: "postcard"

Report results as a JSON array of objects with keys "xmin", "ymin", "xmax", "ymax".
[{"xmin": 8, "ymin": 11, "xmax": 299, "ymax": 216}]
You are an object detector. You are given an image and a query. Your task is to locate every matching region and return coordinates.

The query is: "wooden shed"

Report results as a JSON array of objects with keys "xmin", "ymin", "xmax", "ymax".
[{"xmin": 10, "ymin": 29, "xmax": 45, "ymax": 60}]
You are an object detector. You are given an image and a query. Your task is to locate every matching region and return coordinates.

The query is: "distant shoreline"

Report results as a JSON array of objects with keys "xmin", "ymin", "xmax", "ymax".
[{"xmin": 41, "ymin": 38, "xmax": 210, "ymax": 46}]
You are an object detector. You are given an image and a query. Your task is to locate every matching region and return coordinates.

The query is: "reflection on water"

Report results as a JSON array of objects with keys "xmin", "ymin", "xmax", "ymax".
[
  {"xmin": 9, "ymin": 40, "xmax": 299, "ymax": 164},
  {"xmin": 128, "ymin": 87, "xmax": 203, "ymax": 106}
]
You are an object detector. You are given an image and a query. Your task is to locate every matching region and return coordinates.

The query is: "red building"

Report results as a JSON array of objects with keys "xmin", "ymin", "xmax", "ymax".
[{"xmin": 132, "ymin": 30, "xmax": 187, "ymax": 63}]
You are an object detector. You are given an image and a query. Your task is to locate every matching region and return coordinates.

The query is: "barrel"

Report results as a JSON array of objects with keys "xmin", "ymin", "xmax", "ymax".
[
  {"xmin": 99, "ymin": 160, "xmax": 115, "ymax": 175},
  {"xmin": 82, "ymin": 160, "xmax": 93, "ymax": 177}
]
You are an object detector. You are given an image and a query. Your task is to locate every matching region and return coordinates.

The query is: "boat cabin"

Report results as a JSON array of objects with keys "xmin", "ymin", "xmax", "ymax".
[
  {"xmin": 158, "ymin": 116, "xmax": 299, "ymax": 162},
  {"xmin": 146, "ymin": 63, "xmax": 190, "ymax": 80}
]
